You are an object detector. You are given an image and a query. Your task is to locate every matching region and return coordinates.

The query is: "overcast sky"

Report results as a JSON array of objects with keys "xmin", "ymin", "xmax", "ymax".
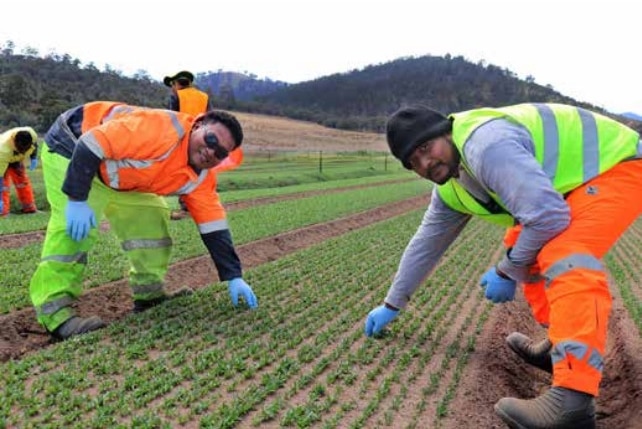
[{"xmin": 2, "ymin": 0, "xmax": 639, "ymax": 114}]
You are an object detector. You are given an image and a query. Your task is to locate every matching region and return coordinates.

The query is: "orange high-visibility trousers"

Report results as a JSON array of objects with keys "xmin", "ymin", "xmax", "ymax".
[
  {"xmin": 502, "ymin": 225, "xmax": 549, "ymax": 325},
  {"xmin": 2, "ymin": 162, "xmax": 36, "ymax": 215},
  {"xmin": 509, "ymin": 159, "xmax": 642, "ymax": 396}
]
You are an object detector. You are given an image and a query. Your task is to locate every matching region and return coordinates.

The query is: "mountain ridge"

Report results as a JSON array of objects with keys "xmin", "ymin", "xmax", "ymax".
[{"xmin": 1, "ymin": 43, "xmax": 640, "ymax": 134}]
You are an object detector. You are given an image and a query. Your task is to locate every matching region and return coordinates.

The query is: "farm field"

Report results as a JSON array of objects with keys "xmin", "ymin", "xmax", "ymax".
[{"xmin": 1, "ymin": 112, "xmax": 641, "ymax": 428}]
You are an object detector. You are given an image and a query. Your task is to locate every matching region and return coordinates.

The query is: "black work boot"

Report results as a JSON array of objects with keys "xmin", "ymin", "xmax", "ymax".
[
  {"xmin": 51, "ymin": 316, "xmax": 106, "ymax": 340},
  {"xmin": 495, "ymin": 387, "xmax": 595, "ymax": 429},
  {"xmin": 506, "ymin": 332, "xmax": 553, "ymax": 374},
  {"xmin": 132, "ymin": 286, "xmax": 194, "ymax": 313}
]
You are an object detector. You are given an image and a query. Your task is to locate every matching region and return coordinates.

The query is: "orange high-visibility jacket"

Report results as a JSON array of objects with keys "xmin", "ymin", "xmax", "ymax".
[
  {"xmin": 177, "ymin": 87, "xmax": 210, "ymax": 116},
  {"xmin": 55, "ymin": 101, "xmax": 240, "ymax": 233}
]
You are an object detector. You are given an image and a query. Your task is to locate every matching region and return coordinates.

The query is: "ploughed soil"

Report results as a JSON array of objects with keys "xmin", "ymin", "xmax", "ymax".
[{"xmin": 1, "ymin": 190, "xmax": 641, "ymax": 428}]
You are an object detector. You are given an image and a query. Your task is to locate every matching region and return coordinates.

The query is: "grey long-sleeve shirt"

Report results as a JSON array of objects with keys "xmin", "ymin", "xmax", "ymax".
[{"xmin": 385, "ymin": 118, "xmax": 571, "ymax": 309}]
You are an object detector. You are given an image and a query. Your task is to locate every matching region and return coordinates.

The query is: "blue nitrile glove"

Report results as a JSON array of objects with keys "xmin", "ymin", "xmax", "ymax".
[
  {"xmin": 365, "ymin": 305, "xmax": 399, "ymax": 337},
  {"xmin": 29, "ymin": 158, "xmax": 38, "ymax": 171},
  {"xmin": 228, "ymin": 277, "xmax": 258, "ymax": 309},
  {"xmin": 65, "ymin": 200, "xmax": 97, "ymax": 241},
  {"xmin": 479, "ymin": 267, "xmax": 516, "ymax": 303}
]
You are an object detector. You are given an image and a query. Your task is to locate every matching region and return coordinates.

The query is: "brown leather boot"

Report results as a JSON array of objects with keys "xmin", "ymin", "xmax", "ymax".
[
  {"xmin": 506, "ymin": 332, "xmax": 553, "ymax": 374},
  {"xmin": 51, "ymin": 316, "xmax": 106, "ymax": 340},
  {"xmin": 495, "ymin": 387, "xmax": 595, "ymax": 429},
  {"xmin": 132, "ymin": 286, "xmax": 194, "ymax": 313}
]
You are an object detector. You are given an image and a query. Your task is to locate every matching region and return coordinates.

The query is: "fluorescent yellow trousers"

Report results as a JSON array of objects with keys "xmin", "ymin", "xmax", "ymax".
[{"xmin": 30, "ymin": 148, "xmax": 173, "ymax": 332}]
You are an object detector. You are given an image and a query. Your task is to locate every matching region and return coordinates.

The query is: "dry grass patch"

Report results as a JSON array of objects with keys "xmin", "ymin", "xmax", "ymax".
[{"xmin": 234, "ymin": 112, "xmax": 388, "ymax": 152}]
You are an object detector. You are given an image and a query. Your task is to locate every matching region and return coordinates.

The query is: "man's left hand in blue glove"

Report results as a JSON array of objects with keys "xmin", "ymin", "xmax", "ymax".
[
  {"xmin": 228, "ymin": 278, "xmax": 258, "ymax": 309},
  {"xmin": 29, "ymin": 158, "xmax": 38, "ymax": 171},
  {"xmin": 65, "ymin": 200, "xmax": 97, "ymax": 241},
  {"xmin": 479, "ymin": 267, "xmax": 516, "ymax": 303}
]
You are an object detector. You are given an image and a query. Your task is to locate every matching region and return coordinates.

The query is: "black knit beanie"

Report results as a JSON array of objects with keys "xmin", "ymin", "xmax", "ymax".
[{"xmin": 386, "ymin": 105, "xmax": 453, "ymax": 169}]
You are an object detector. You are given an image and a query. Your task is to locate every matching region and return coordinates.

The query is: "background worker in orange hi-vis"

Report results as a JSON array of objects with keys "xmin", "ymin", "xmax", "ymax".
[
  {"xmin": 364, "ymin": 103, "xmax": 642, "ymax": 429},
  {"xmin": 29, "ymin": 101, "xmax": 256, "ymax": 341},
  {"xmin": 163, "ymin": 70, "xmax": 214, "ymax": 220},
  {"xmin": 0, "ymin": 126, "xmax": 39, "ymax": 217}
]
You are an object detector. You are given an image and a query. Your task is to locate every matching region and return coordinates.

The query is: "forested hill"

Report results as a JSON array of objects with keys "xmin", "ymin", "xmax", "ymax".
[
  {"xmin": 1, "ymin": 44, "xmax": 640, "ymax": 134},
  {"xmin": 247, "ymin": 54, "xmax": 611, "ymax": 131},
  {"xmin": 0, "ymin": 50, "xmax": 168, "ymax": 131}
]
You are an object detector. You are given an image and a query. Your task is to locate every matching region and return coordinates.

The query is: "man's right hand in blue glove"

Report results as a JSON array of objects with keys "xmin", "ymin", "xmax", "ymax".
[
  {"xmin": 479, "ymin": 267, "xmax": 516, "ymax": 303},
  {"xmin": 228, "ymin": 277, "xmax": 258, "ymax": 309},
  {"xmin": 65, "ymin": 200, "xmax": 97, "ymax": 241},
  {"xmin": 365, "ymin": 304, "xmax": 399, "ymax": 337}
]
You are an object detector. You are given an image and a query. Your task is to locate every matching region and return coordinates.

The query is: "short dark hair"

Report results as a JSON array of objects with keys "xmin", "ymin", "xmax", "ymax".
[
  {"xmin": 14, "ymin": 130, "xmax": 34, "ymax": 153},
  {"xmin": 197, "ymin": 110, "xmax": 244, "ymax": 148}
]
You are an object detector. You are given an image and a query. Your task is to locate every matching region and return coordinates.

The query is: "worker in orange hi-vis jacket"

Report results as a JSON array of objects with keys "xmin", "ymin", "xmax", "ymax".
[
  {"xmin": 365, "ymin": 103, "xmax": 642, "ymax": 429},
  {"xmin": 163, "ymin": 70, "xmax": 214, "ymax": 220},
  {"xmin": 164, "ymin": 70, "xmax": 212, "ymax": 116},
  {"xmin": 29, "ymin": 101, "xmax": 255, "ymax": 341},
  {"xmin": 0, "ymin": 126, "xmax": 39, "ymax": 216}
]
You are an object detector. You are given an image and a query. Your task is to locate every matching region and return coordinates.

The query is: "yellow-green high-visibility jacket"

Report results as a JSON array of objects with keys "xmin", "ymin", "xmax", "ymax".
[
  {"xmin": 437, "ymin": 103, "xmax": 641, "ymax": 226},
  {"xmin": 0, "ymin": 127, "xmax": 38, "ymax": 175}
]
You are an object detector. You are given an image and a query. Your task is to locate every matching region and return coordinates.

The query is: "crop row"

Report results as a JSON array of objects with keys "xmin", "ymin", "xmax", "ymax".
[
  {"xmin": 0, "ymin": 212, "xmax": 505, "ymax": 428},
  {"xmin": 0, "ymin": 172, "xmax": 413, "ymax": 236},
  {"xmin": 0, "ymin": 179, "xmax": 428, "ymax": 314}
]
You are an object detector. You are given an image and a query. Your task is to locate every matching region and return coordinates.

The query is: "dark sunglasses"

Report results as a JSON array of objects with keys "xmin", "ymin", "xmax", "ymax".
[{"xmin": 204, "ymin": 131, "xmax": 230, "ymax": 160}]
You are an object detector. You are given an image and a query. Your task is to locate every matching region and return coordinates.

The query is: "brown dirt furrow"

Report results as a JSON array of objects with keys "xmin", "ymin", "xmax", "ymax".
[
  {"xmin": 0, "ymin": 178, "xmax": 414, "ymax": 249},
  {"xmin": 0, "ymin": 195, "xmax": 428, "ymax": 363},
  {"xmin": 441, "ymin": 275, "xmax": 642, "ymax": 428}
]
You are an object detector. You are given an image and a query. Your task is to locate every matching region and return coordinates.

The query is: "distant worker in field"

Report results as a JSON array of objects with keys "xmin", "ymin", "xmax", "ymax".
[
  {"xmin": 164, "ymin": 70, "xmax": 213, "ymax": 220},
  {"xmin": 30, "ymin": 101, "xmax": 257, "ymax": 341},
  {"xmin": 0, "ymin": 126, "xmax": 39, "ymax": 217},
  {"xmin": 364, "ymin": 103, "xmax": 642, "ymax": 429}
]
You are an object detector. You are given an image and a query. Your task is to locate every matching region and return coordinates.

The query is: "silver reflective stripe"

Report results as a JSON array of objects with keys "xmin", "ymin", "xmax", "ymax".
[
  {"xmin": 577, "ymin": 108, "xmax": 600, "ymax": 181},
  {"xmin": 544, "ymin": 253, "xmax": 603, "ymax": 289},
  {"xmin": 533, "ymin": 104, "xmax": 559, "ymax": 181},
  {"xmin": 532, "ymin": 104, "xmax": 601, "ymax": 182},
  {"xmin": 106, "ymin": 159, "xmax": 119, "ymax": 188},
  {"xmin": 173, "ymin": 169, "xmax": 209, "ymax": 195},
  {"xmin": 37, "ymin": 295, "xmax": 75, "ymax": 316},
  {"xmin": 587, "ymin": 348, "xmax": 604, "ymax": 372},
  {"xmin": 198, "ymin": 219, "xmax": 229, "ymax": 234},
  {"xmin": 551, "ymin": 340, "xmax": 603, "ymax": 373},
  {"xmin": 105, "ymin": 158, "xmax": 152, "ymax": 175},
  {"xmin": 121, "ymin": 237, "xmax": 173, "ymax": 251},
  {"xmin": 104, "ymin": 146, "xmax": 178, "ymax": 189},
  {"xmin": 167, "ymin": 111, "xmax": 186, "ymax": 140},
  {"xmin": 103, "ymin": 105, "xmax": 139, "ymax": 121},
  {"xmin": 82, "ymin": 133, "xmax": 106, "ymax": 159},
  {"xmin": 131, "ymin": 283, "xmax": 164, "ymax": 295},
  {"xmin": 42, "ymin": 252, "xmax": 88, "ymax": 265}
]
